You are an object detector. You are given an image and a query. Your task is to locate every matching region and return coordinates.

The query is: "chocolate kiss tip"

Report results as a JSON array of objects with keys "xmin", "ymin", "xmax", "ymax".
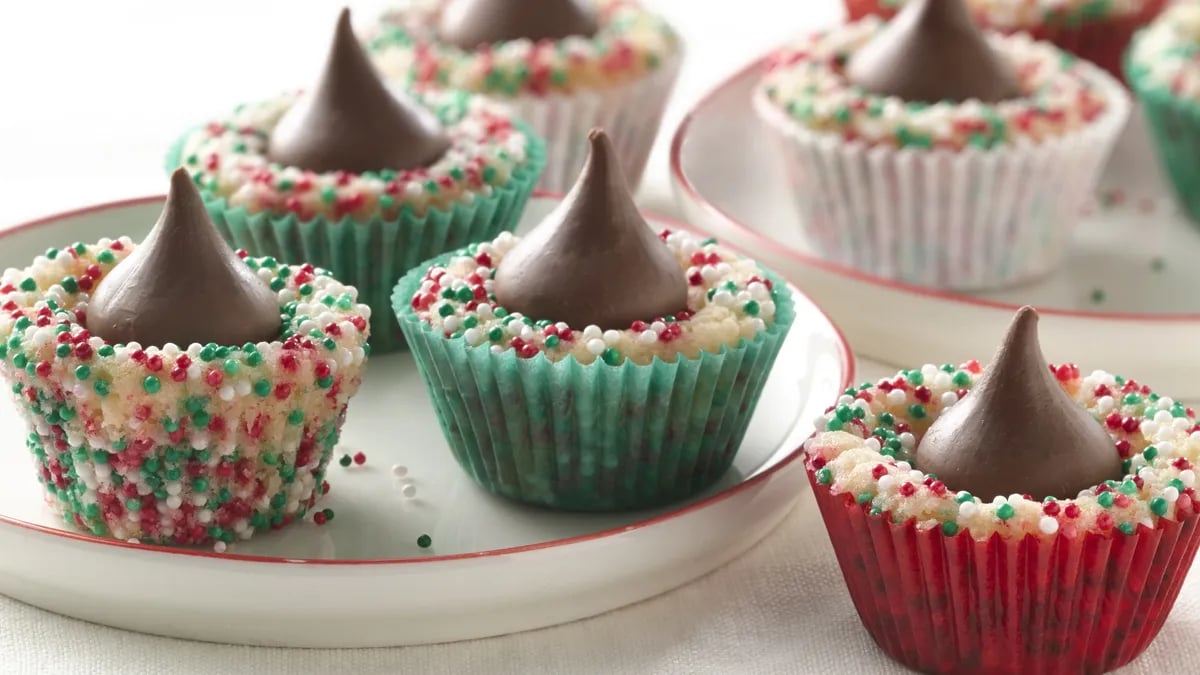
[
  {"xmin": 265, "ymin": 6, "xmax": 450, "ymax": 175},
  {"xmin": 491, "ymin": 128, "xmax": 688, "ymax": 330},
  {"xmin": 846, "ymin": 0, "xmax": 1021, "ymax": 104},
  {"xmin": 912, "ymin": 307, "xmax": 1123, "ymax": 502},
  {"xmin": 436, "ymin": 0, "xmax": 599, "ymax": 50},
  {"xmin": 85, "ymin": 171, "xmax": 282, "ymax": 348}
]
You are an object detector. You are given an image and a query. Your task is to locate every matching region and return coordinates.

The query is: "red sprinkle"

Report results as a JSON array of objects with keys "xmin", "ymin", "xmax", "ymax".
[{"xmin": 353, "ymin": 452, "xmax": 366, "ymax": 466}]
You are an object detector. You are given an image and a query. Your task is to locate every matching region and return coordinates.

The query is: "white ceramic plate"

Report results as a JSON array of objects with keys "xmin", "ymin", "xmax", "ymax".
[
  {"xmin": 671, "ymin": 58, "xmax": 1200, "ymax": 399},
  {"xmin": 0, "ymin": 195, "xmax": 852, "ymax": 648}
]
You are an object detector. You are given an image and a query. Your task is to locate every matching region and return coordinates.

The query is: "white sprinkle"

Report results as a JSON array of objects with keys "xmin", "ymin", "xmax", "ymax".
[
  {"xmin": 958, "ymin": 501, "xmax": 978, "ymax": 519},
  {"xmin": 603, "ymin": 330, "xmax": 621, "ymax": 346},
  {"xmin": 1181, "ymin": 469, "xmax": 1196, "ymax": 488},
  {"xmin": 1165, "ymin": 486, "xmax": 1181, "ymax": 503},
  {"xmin": 213, "ymin": 541, "xmax": 227, "ymax": 554},
  {"xmin": 392, "ymin": 464, "xmax": 408, "ymax": 477},
  {"xmin": 234, "ymin": 380, "xmax": 251, "ymax": 396},
  {"xmin": 886, "ymin": 389, "xmax": 907, "ymax": 405},
  {"xmin": 582, "ymin": 325, "xmax": 603, "ymax": 340},
  {"xmin": 443, "ymin": 316, "xmax": 461, "ymax": 334},
  {"xmin": 463, "ymin": 327, "xmax": 484, "ymax": 346},
  {"xmin": 638, "ymin": 330, "xmax": 658, "ymax": 345},
  {"xmin": 650, "ymin": 321, "xmax": 667, "ymax": 334},
  {"xmin": 877, "ymin": 475, "xmax": 896, "ymax": 492},
  {"xmin": 1096, "ymin": 396, "xmax": 1115, "ymax": 413},
  {"xmin": 219, "ymin": 385, "xmax": 235, "ymax": 401},
  {"xmin": 126, "ymin": 538, "xmax": 140, "ymax": 545},
  {"xmin": 711, "ymin": 290, "xmax": 734, "ymax": 306},
  {"xmin": 864, "ymin": 437, "xmax": 882, "ymax": 452},
  {"xmin": 166, "ymin": 495, "xmax": 182, "ymax": 510},
  {"xmin": 197, "ymin": 509, "xmax": 213, "ymax": 524},
  {"xmin": 586, "ymin": 338, "xmax": 606, "ymax": 355},
  {"xmin": 401, "ymin": 483, "xmax": 417, "ymax": 498},
  {"xmin": 898, "ymin": 432, "xmax": 915, "ymax": 449},
  {"xmin": 1039, "ymin": 516, "xmax": 1059, "ymax": 535},
  {"xmin": 940, "ymin": 392, "xmax": 958, "ymax": 407},
  {"xmin": 896, "ymin": 461, "xmax": 912, "ymax": 472}
]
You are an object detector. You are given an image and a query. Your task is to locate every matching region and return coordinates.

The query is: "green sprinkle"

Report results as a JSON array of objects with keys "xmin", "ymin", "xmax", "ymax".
[
  {"xmin": 742, "ymin": 300, "xmax": 760, "ymax": 316},
  {"xmin": 952, "ymin": 371, "xmax": 971, "ymax": 387},
  {"xmin": 1098, "ymin": 491, "xmax": 1115, "ymax": 508},
  {"xmin": 816, "ymin": 468, "xmax": 832, "ymax": 485},
  {"xmin": 253, "ymin": 379, "xmax": 271, "ymax": 397},
  {"xmin": 1143, "ymin": 446, "xmax": 1158, "ymax": 462},
  {"xmin": 825, "ymin": 418, "xmax": 844, "ymax": 432},
  {"xmin": 126, "ymin": 499, "xmax": 142, "ymax": 512},
  {"xmin": 246, "ymin": 351, "xmax": 263, "ymax": 367},
  {"xmin": 1151, "ymin": 497, "xmax": 1169, "ymax": 516},
  {"xmin": 856, "ymin": 492, "xmax": 873, "ymax": 505},
  {"xmin": 223, "ymin": 359, "xmax": 240, "ymax": 375},
  {"xmin": 61, "ymin": 276, "xmax": 78, "ymax": 293},
  {"xmin": 908, "ymin": 404, "xmax": 927, "ymax": 420},
  {"xmin": 199, "ymin": 344, "xmax": 217, "ymax": 361},
  {"xmin": 339, "ymin": 454, "xmax": 353, "ymax": 467},
  {"xmin": 941, "ymin": 521, "xmax": 959, "ymax": 536},
  {"xmin": 192, "ymin": 477, "xmax": 209, "ymax": 492},
  {"xmin": 93, "ymin": 380, "xmax": 110, "ymax": 397},
  {"xmin": 905, "ymin": 370, "xmax": 924, "ymax": 386},
  {"xmin": 1090, "ymin": 288, "xmax": 1106, "ymax": 304},
  {"xmin": 1119, "ymin": 479, "xmax": 1138, "ymax": 495},
  {"xmin": 1118, "ymin": 522, "xmax": 1136, "ymax": 535},
  {"xmin": 601, "ymin": 348, "xmax": 621, "ymax": 366},
  {"xmin": 1169, "ymin": 478, "xmax": 1186, "ymax": 491},
  {"xmin": 879, "ymin": 412, "xmax": 895, "ymax": 427},
  {"xmin": 288, "ymin": 409, "xmax": 305, "ymax": 425},
  {"xmin": 262, "ymin": 453, "xmax": 278, "ymax": 466},
  {"xmin": 544, "ymin": 335, "xmax": 560, "ymax": 349},
  {"xmin": 19, "ymin": 277, "xmax": 37, "ymax": 292},
  {"xmin": 142, "ymin": 376, "xmax": 161, "ymax": 393},
  {"xmin": 417, "ymin": 534, "xmax": 432, "ymax": 549},
  {"xmin": 996, "ymin": 503, "xmax": 1015, "ymax": 520},
  {"xmin": 55, "ymin": 343, "xmax": 71, "ymax": 358},
  {"xmin": 1123, "ymin": 393, "xmax": 1142, "ymax": 405}
]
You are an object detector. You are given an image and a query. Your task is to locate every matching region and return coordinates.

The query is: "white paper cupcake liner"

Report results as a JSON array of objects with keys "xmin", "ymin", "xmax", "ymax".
[
  {"xmin": 499, "ymin": 52, "xmax": 682, "ymax": 193},
  {"xmin": 753, "ymin": 63, "xmax": 1130, "ymax": 291}
]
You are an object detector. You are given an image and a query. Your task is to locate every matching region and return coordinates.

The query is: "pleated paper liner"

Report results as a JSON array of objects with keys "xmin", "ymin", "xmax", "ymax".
[
  {"xmin": 164, "ymin": 129, "xmax": 546, "ymax": 354},
  {"xmin": 17, "ymin": 394, "xmax": 346, "ymax": 545},
  {"xmin": 392, "ymin": 252, "xmax": 796, "ymax": 512},
  {"xmin": 496, "ymin": 51, "xmax": 682, "ymax": 193},
  {"xmin": 1127, "ymin": 57, "xmax": 1200, "ymax": 225},
  {"xmin": 806, "ymin": 464, "xmax": 1200, "ymax": 675},
  {"xmin": 841, "ymin": 0, "xmax": 1167, "ymax": 84},
  {"xmin": 751, "ymin": 67, "xmax": 1129, "ymax": 290}
]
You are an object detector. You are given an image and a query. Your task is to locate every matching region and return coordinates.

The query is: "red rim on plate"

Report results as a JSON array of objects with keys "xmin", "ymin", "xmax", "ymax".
[
  {"xmin": 0, "ymin": 193, "xmax": 855, "ymax": 566},
  {"xmin": 670, "ymin": 57, "xmax": 1197, "ymax": 324}
]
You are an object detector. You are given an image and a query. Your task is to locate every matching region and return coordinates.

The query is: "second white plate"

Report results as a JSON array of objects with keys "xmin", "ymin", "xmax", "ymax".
[{"xmin": 672, "ymin": 58, "xmax": 1200, "ymax": 398}]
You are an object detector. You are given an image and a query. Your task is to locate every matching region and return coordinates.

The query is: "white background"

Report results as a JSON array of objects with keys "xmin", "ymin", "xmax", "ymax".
[{"xmin": 0, "ymin": 2, "xmax": 1196, "ymax": 673}]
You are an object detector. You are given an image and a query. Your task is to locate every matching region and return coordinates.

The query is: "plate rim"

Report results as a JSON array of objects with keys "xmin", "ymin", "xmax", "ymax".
[
  {"xmin": 669, "ymin": 55, "xmax": 1200, "ymax": 325},
  {"xmin": 0, "ymin": 192, "xmax": 855, "ymax": 567}
]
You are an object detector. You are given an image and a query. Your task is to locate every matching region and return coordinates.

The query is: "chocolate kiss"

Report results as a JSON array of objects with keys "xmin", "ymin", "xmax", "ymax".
[
  {"xmin": 913, "ymin": 307, "xmax": 1122, "ymax": 501},
  {"xmin": 846, "ymin": 0, "xmax": 1021, "ymax": 104},
  {"xmin": 492, "ymin": 129, "xmax": 687, "ymax": 330},
  {"xmin": 87, "ymin": 169, "xmax": 282, "ymax": 348},
  {"xmin": 267, "ymin": 8, "xmax": 451, "ymax": 174},
  {"xmin": 437, "ymin": 0, "xmax": 600, "ymax": 50}
]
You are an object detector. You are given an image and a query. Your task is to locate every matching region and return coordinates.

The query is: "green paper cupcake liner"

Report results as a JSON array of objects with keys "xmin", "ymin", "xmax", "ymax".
[
  {"xmin": 391, "ymin": 251, "xmax": 797, "ymax": 512},
  {"xmin": 1127, "ymin": 55, "xmax": 1200, "ymax": 225},
  {"xmin": 165, "ymin": 128, "xmax": 546, "ymax": 354}
]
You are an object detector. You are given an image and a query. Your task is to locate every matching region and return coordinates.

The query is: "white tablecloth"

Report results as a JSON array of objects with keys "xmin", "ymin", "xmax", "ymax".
[{"xmin": 2, "ymin": 2, "xmax": 1198, "ymax": 673}]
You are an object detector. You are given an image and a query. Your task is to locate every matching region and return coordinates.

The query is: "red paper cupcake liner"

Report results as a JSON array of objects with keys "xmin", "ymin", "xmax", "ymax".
[
  {"xmin": 840, "ymin": 0, "xmax": 1167, "ymax": 84},
  {"xmin": 807, "ymin": 462, "xmax": 1200, "ymax": 675}
]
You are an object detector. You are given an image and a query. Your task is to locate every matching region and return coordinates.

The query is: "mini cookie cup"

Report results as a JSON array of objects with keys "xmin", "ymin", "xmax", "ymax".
[
  {"xmin": 753, "ymin": 47, "xmax": 1129, "ymax": 290},
  {"xmin": 392, "ymin": 247, "xmax": 795, "ymax": 512},
  {"xmin": 0, "ymin": 239, "xmax": 370, "ymax": 545},
  {"xmin": 165, "ymin": 108, "xmax": 546, "ymax": 355},
  {"xmin": 804, "ymin": 363, "xmax": 1200, "ymax": 674}
]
